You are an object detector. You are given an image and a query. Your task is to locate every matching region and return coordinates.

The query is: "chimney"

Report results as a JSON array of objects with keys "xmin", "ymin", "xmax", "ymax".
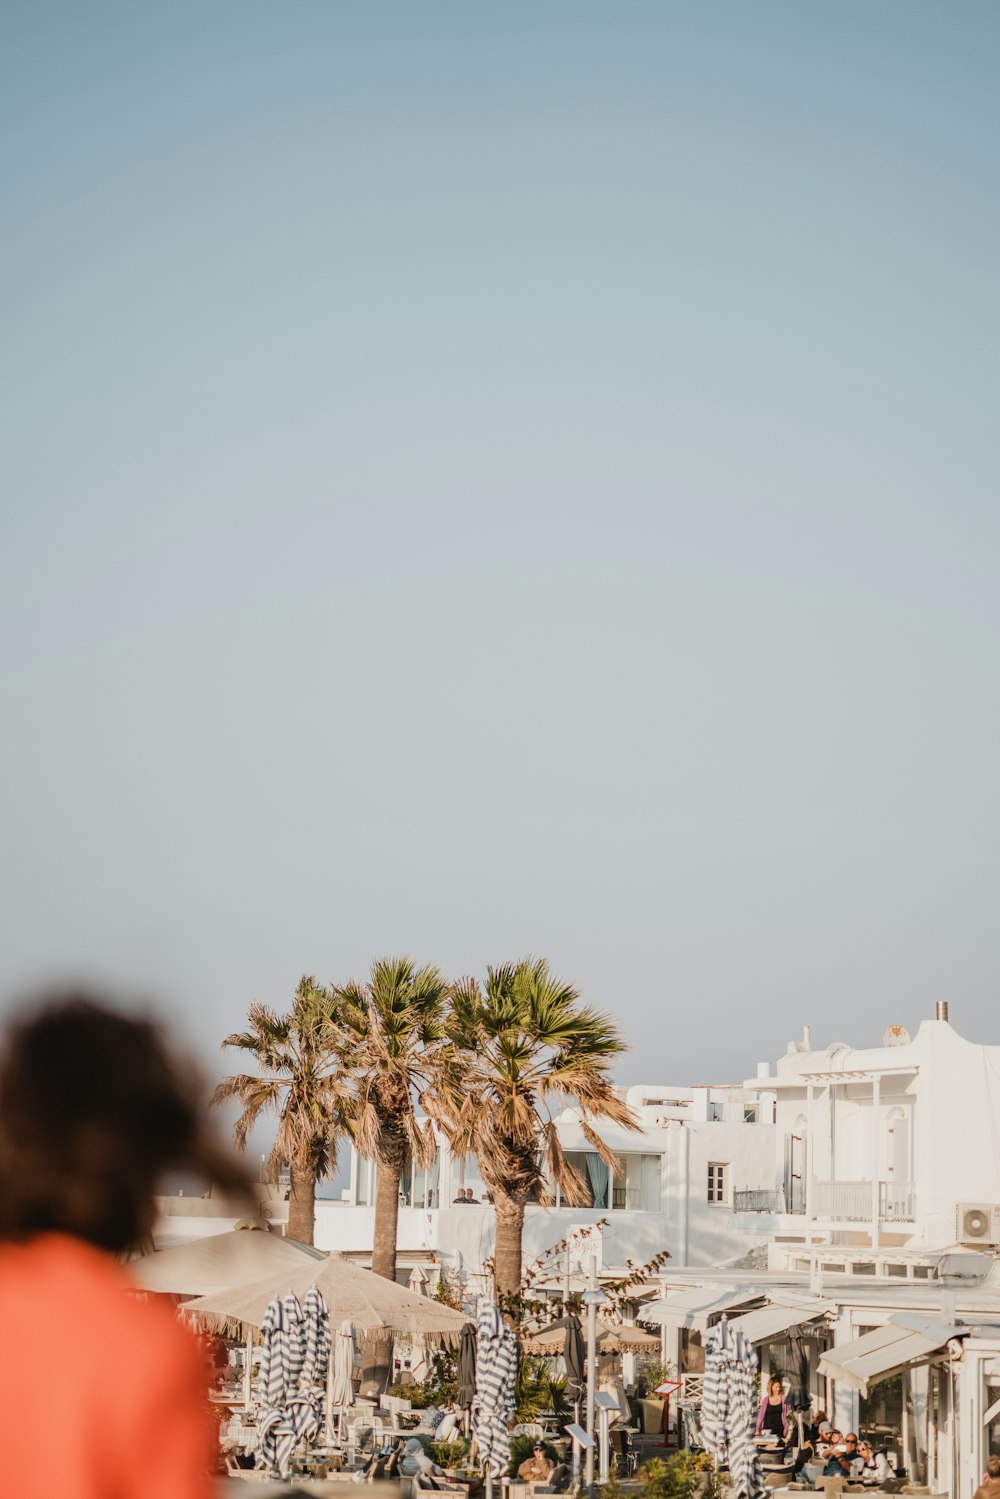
[
  {"xmin": 802, "ymin": 1024, "xmax": 812, "ymax": 1050},
  {"xmin": 936, "ymin": 1001, "xmax": 950, "ymax": 1022}
]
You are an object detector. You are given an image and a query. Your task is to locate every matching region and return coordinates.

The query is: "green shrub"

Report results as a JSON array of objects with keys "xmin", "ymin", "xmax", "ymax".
[
  {"xmin": 514, "ymin": 1356, "xmax": 568, "ymax": 1421},
  {"xmin": 426, "ymin": 1439, "xmax": 471, "ymax": 1469},
  {"xmin": 639, "ymin": 1450, "xmax": 718, "ymax": 1499},
  {"xmin": 387, "ymin": 1347, "xmax": 459, "ymax": 1409},
  {"xmin": 636, "ymin": 1358, "xmax": 676, "ymax": 1396}
]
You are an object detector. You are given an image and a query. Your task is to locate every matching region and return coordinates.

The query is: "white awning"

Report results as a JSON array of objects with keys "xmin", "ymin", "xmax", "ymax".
[
  {"xmin": 642, "ymin": 1285, "xmax": 762, "ymax": 1330},
  {"xmin": 818, "ymin": 1315, "xmax": 959, "ymax": 1397},
  {"xmin": 726, "ymin": 1299, "xmax": 832, "ymax": 1344}
]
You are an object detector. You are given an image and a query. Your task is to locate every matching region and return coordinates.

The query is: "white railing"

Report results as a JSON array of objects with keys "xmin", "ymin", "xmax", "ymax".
[
  {"xmin": 733, "ymin": 1188, "xmax": 783, "ymax": 1213},
  {"xmin": 880, "ymin": 1181, "xmax": 916, "ymax": 1221},
  {"xmin": 813, "ymin": 1180, "xmax": 915, "ymax": 1222}
]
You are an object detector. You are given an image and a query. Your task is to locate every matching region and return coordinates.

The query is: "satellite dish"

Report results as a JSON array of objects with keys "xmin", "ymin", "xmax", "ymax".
[{"xmin": 882, "ymin": 1025, "xmax": 911, "ymax": 1048}]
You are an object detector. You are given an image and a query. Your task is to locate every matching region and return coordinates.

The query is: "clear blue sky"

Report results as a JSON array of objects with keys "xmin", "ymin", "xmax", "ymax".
[{"xmin": 2, "ymin": 2, "xmax": 999, "ymax": 1091}]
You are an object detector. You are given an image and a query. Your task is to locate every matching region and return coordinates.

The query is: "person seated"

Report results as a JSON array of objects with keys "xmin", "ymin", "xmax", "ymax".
[
  {"xmin": 465, "ymin": 1188, "xmax": 480, "ymax": 1204},
  {"xmin": 855, "ymin": 1440, "xmax": 893, "ymax": 1487},
  {"xmin": 518, "ymin": 1443, "xmax": 555, "ymax": 1483},
  {"xmin": 822, "ymin": 1432, "xmax": 861, "ymax": 1479},
  {"xmin": 974, "ymin": 1455, "xmax": 1000, "ymax": 1499},
  {"xmin": 452, "ymin": 1192, "xmax": 468, "ymax": 1204},
  {"xmin": 804, "ymin": 1410, "xmax": 831, "ymax": 1447},
  {"xmin": 814, "ymin": 1429, "xmax": 840, "ymax": 1459}
]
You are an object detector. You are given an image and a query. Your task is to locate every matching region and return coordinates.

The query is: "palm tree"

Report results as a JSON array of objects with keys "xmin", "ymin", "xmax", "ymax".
[
  {"xmin": 331, "ymin": 956, "xmax": 450, "ymax": 1282},
  {"xmin": 212, "ymin": 976, "xmax": 350, "ymax": 1246},
  {"xmin": 440, "ymin": 958, "xmax": 636, "ymax": 1308}
]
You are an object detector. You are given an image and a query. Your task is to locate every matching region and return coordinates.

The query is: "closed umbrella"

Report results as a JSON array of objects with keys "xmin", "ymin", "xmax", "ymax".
[
  {"xmin": 258, "ymin": 1292, "xmax": 307, "ymax": 1409},
  {"xmin": 786, "ymin": 1329, "xmax": 811, "ymax": 1411},
  {"xmin": 331, "ymin": 1319, "xmax": 357, "ymax": 1409},
  {"xmin": 258, "ymin": 1396, "xmax": 321, "ymax": 1478},
  {"xmin": 701, "ymin": 1315, "xmax": 764, "ymax": 1499},
  {"xmin": 300, "ymin": 1285, "xmax": 331, "ymax": 1390},
  {"xmin": 473, "ymin": 1300, "xmax": 519, "ymax": 1478},
  {"xmin": 457, "ymin": 1321, "xmax": 478, "ymax": 1412},
  {"xmin": 563, "ymin": 1314, "xmax": 585, "ymax": 1406},
  {"xmin": 254, "ymin": 1291, "xmax": 318, "ymax": 1477}
]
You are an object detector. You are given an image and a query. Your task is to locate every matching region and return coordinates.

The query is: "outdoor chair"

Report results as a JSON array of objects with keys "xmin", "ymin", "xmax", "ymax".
[
  {"xmin": 609, "ymin": 1428, "xmax": 638, "ymax": 1477},
  {"xmin": 679, "ymin": 1403, "xmax": 706, "ymax": 1451}
]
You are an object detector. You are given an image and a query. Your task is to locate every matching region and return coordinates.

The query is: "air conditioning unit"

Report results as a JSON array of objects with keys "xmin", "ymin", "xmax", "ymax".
[{"xmin": 956, "ymin": 1203, "xmax": 1000, "ymax": 1246}]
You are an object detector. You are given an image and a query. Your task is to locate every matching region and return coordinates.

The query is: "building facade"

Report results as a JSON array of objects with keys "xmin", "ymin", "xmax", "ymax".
[
  {"xmin": 738, "ymin": 1004, "xmax": 1000, "ymax": 1256},
  {"xmin": 310, "ymin": 1082, "xmax": 776, "ymax": 1291}
]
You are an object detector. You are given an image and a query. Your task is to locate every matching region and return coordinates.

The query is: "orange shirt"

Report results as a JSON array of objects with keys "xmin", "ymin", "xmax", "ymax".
[{"xmin": 0, "ymin": 1233, "xmax": 213, "ymax": 1499}]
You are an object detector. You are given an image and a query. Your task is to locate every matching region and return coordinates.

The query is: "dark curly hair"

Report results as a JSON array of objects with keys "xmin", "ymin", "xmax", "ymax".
[{"xmin": 0, "ymin": 994, "xmax": 251, "ymax": 1252}]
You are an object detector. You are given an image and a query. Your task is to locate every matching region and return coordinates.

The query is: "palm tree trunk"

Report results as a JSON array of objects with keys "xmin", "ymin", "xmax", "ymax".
[
  {"xmin": 493, "ymin": 1190, "xmax": 526, "ymax": 1308},
  {"xmin": 372, "ymin": 1154, "xmax": 402, "ymax": 1281},
  {"xmin": 287, "ymin": 1159, "xmax": 317, "ymax": 1245}
]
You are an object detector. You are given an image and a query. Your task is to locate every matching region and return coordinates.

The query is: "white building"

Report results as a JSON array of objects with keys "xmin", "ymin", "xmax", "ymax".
[
  {"xmin": 640, "ymin": 1006, "xmax": 1000, "ymax": 1498},
  {"xmin": 736, "ymin": 1002, "xmax": 1000, "ymax": 1257},
  {"xmin": 314, "ymin": 1082, "xmax": 776, "ymax": 1291}
]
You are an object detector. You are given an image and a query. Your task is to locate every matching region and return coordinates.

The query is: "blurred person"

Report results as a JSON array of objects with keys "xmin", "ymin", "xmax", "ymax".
[
  {"xmin": 974, "ymin": 1455, "xmax": 1000, "ymax": 1499},
  {"xmin": 0, "ymin": 993, "xmax": 251, "ymax": 1499}
]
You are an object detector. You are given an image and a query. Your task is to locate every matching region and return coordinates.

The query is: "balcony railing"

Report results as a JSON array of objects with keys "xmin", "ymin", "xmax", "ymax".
[
  {"xmin": 813, "ymin": 1180, "xmax": 915, "ymax": 1222},
  {"xmin": 733, "ymin": 1188, "xmax": 783, "ymax": 1213}
]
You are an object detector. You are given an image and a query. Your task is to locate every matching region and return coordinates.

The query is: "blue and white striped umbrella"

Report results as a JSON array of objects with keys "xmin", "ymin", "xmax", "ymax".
[
  {"xmin": 701, "ymin": 1315, "xmax": 765, "ymax": 1499},
  {"xmin": 258, "ymin": 1291, "xmax": 307, "ymax": 1408},
  {"xmin": 257, "ymin": 1394, "xmax": 321, "ymax": 1477},
  {"xmin": 300, "ymin": 1285, "xmax": 332, "ymax": 1389},
  {"xmin": 473, "ymin": 1300, "xmax": 519, "ymax": 1477}
]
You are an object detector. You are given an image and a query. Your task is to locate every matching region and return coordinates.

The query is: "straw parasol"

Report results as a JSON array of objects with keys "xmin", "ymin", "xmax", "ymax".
[
  {"xmin": 520, "ymin": 1316, "xmax": 658, "ymax": 1355},
  {"xmin": 125, "ymin": 1224, "xmax": 324, "ymax": 1297},
  {"xmin": 180, "ymin": 1252, "xmax": 469, "ymax": 1346}
]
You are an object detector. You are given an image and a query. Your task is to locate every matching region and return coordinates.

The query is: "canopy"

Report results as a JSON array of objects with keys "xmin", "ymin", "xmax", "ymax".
[
  {"xmin": 725, "ymin": 1300, "xmax": 832, "ymax": 1345},
  {"xmin": 521, "ymin": 1316, "xmax": 658, "ymax": 1355},
  {"xmin": 642, "ymin": 1285, "xmax": 762, "ymax": 1330},
  {"xmin": 181, "ymin": 1252, "xmax": 469, "ymax": 1345},
  {"xmin": 126, "ymin": 1226, "xmax": 325, "ymax": 1296},
  {"xmin": 818, "ymin": 1315, "xmax": 960, "ymax": 1397}
]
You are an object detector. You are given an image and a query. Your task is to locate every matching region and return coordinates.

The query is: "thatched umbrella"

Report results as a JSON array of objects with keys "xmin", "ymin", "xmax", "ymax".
[
  {"xmin": 126, "ymin": 1224, "xmax": 325, "ymax": 1297},
  {"xmin": 181, "ymin": 1252, "xmax": 468, "ymax": 1346},
  {"xmin": 520, "ymin": 1316, "xmax": 658, "ymax": 1355}
]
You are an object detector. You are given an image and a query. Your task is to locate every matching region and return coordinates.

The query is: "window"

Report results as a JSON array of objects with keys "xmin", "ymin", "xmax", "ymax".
[
  {"xmin": 708, "ymin": 1101, "xmax": 725, "ymax": 1122},
  {"xmin": 404, "ymin": 1148, "xmax": 442, "ymax": 1208},
  {"xmin": 613, "ymin": 1154, "xmax": 663, "ymax": 1212},
  {"xmin": 743, "ymin": 1104, "xmax": 759, "ymax": 1124},
  {"xmin": 559, "ymin": 1151, "xmax": 610, "ymax": 1209},
  {"xmin": 707, "ymin": 1163, "xmax": 728, "ymax": 1204},
  {"xmin": 452, "ymin": 1154, "xmax": 487, "ymax": 1204},
  {"xmin": 356, "ymin": 1157, "xmax": 377, "ymax": 1206}
]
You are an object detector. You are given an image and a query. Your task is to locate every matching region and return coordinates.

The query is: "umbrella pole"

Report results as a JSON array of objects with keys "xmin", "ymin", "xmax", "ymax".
[{"xmin": 585, "ymin": 1256, "xmax": 598, "ymax": 1493}]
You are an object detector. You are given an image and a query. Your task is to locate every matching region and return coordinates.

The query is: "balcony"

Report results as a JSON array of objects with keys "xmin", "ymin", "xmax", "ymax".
[
  {"xmin": 733, "ymin": 1188, "xmax": 783, "ymax": 1213},
  {"xmin": 813, "ymin": 1180, "xmax": 915, "ymax": 1222}
]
